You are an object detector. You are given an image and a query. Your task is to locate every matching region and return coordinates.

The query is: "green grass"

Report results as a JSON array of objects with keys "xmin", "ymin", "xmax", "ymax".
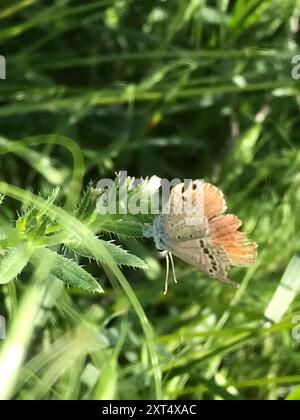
[{"xmin": 0, "ymin": 0, "xmax": 300, "ymax": 400}]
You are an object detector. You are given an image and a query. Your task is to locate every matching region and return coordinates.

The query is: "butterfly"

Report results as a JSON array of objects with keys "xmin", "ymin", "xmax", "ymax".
[{"xmin": 144, "ymin": 180, "xmax": 257, "ymax": 294}]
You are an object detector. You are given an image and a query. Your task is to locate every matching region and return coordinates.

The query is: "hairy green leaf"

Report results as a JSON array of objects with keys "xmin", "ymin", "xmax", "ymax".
[
  {"xmin": 32, "ymin": 248, "xmax": 103, "ymax": 293},
  {"xmin": 0, "ymin": 243, "xmax": 33, "ymax": 285},
  {"xmin": 69, "ymin": 239, "xmax": 148, "ymax": 270}
]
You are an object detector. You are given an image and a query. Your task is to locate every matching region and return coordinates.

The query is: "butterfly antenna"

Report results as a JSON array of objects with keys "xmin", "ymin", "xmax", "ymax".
[
  {"xmin": 163, "ymin": 252, "xmax": 170, "ymax": 295},
  {"xmin": 169, "ymin": 252, "xmax": 177, "ymax": 284}
]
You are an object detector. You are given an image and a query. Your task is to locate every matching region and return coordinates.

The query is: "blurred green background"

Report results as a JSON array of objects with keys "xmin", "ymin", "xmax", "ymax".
[{"xmin": 1, "ymin": 0, "xmax": 300, "ymax": 400}]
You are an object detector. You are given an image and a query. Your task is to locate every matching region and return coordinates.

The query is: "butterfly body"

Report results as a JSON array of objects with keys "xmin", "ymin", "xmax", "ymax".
[{"xmin": 144, "ymin": 181, "xmax": 257, "ymax": 291}]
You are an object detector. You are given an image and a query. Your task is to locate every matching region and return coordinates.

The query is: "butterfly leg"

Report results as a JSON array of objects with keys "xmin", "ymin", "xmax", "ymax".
[
  {"xmin": 169, "ymin": 252, "xmax": 177, "ymax": 284},
  {"xmin": 160, "ymin": 250, "xmax": 170, "ymax": 295}
]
